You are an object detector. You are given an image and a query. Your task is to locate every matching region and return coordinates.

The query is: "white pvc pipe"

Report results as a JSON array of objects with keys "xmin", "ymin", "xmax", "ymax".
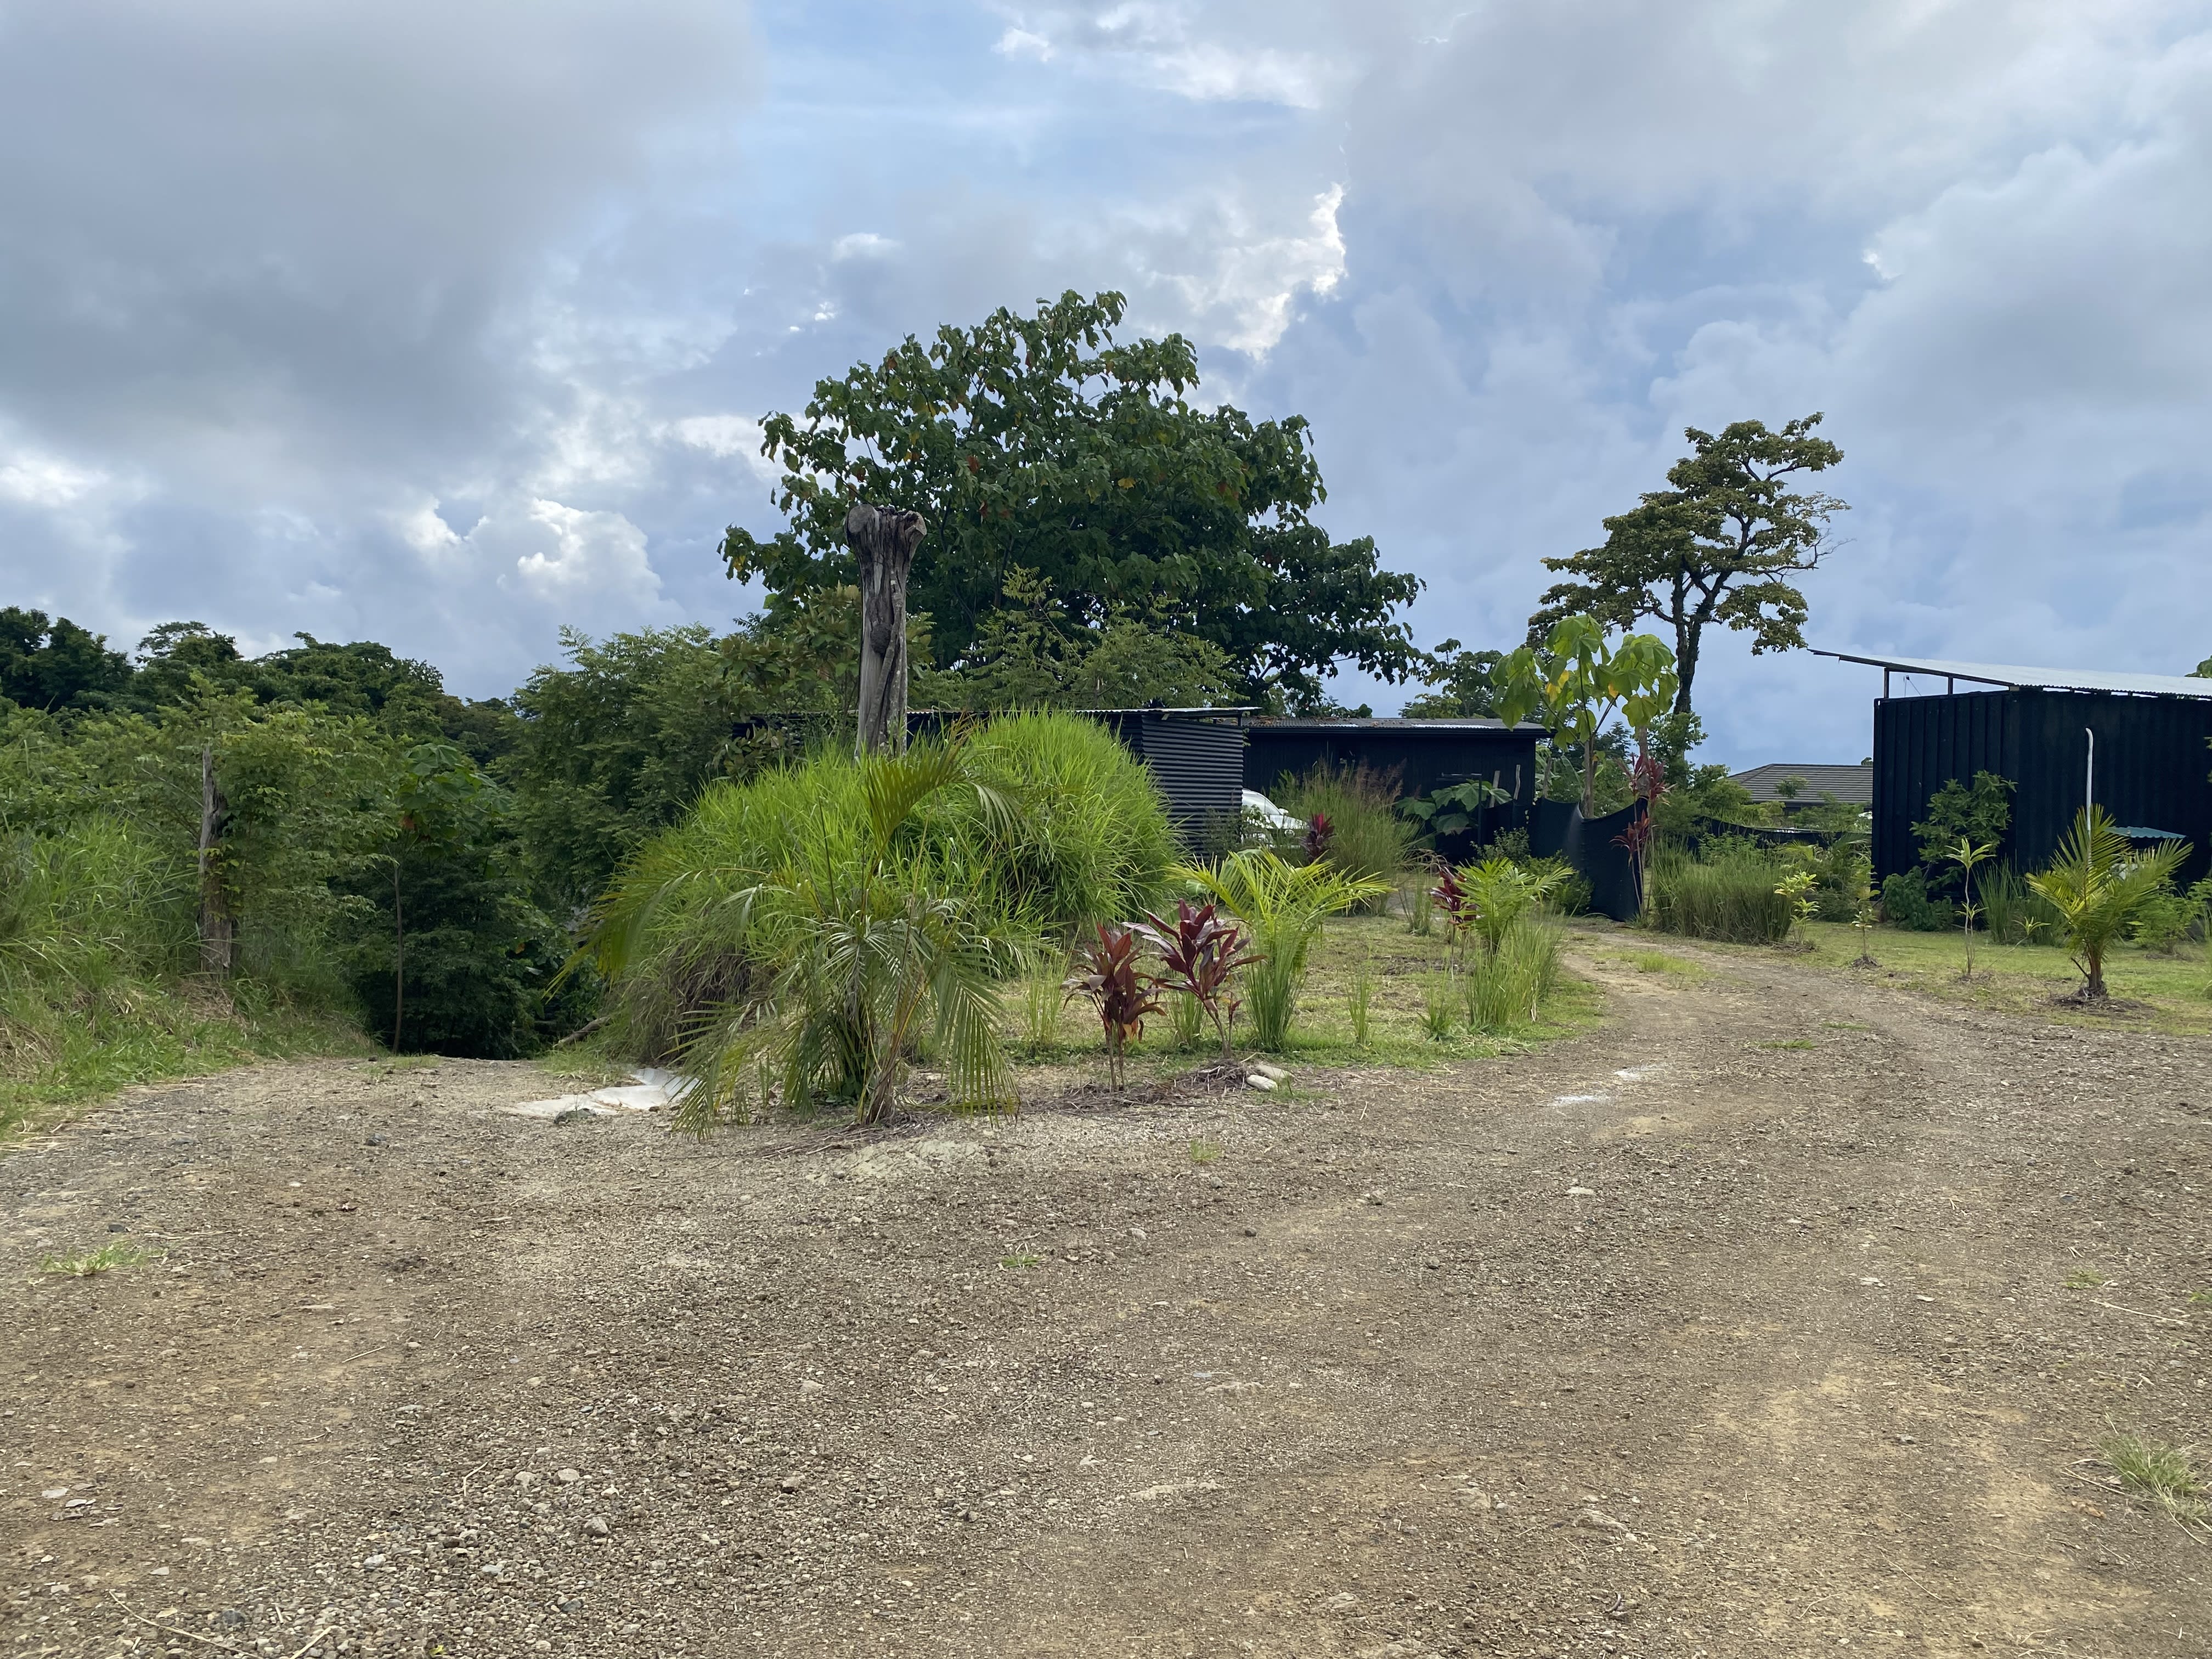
[{"xmin": 2085, "ymin": 727, "xmax": 2095, "ymax": 818}]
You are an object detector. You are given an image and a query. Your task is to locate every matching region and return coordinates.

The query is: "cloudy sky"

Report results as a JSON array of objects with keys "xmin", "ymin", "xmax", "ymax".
[{"xmin": 3, "ymin": 0, "xmax": 2209, "ymax": 763}]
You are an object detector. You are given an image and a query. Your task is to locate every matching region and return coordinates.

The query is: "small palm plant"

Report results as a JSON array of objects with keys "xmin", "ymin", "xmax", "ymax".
[
  {"xmin": 1178, "ymin": 850, "xmax": 1387, "ymax": 1051},
  {"xmin": 1457, "ymin": 857, "xmax": 1562, "ymax": 956},
  {"xmin": 1133, "ymin": 899, "xmax": 1257, "ymax": 1060},
  {"xmin": 2027, "ymin": 807, "xmax": 2191, "ymax": 1000},
  {"xmin": 1064, "ymin": 923, "xmax": 1162, "ymax": 1092},
  {"xmin": 603, "ymin": 738, "xmax": 1026, "ymax": 1130},
  {"xmin": 1944, "ymin": 836, "xmax": 1999, "ymax": 978}
]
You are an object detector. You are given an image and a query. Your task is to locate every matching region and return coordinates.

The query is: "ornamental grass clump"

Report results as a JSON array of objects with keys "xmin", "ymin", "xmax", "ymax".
[
  {"xmin": 1177, "ymin": 849, "xmax": 1387, "ymax": 1052},
  {"xmin": 1649, "ymin": 842, "xmax": 1797, "ymax": 944},
  {"xmin": 1464, "ymin": 913, "xmax": 1565, "ymax": 1032},
  {"xmin": 1273, "ymin": 760, "xmax": 1413, "ymax": 904}
]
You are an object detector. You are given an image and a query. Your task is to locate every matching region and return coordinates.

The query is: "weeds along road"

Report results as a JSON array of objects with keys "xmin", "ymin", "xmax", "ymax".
[{"xmin": 4, "ymin": 936, "xmax": 2209, "ymax": 1659}]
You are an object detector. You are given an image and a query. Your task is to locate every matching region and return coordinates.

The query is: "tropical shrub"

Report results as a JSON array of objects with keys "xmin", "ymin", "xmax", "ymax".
[
  {"xmin": 1880, "ymin": 869, "xmax": 1951, "ymax": 932},
  {"xmin": 591, "ymin": 713, "xmax": 1172, "ymax": 1062},
  {"xmin": 2028, "ymin": 808, "xmax": 2191, "ymax": 998},
  {"xmin": 1064, "ymin": 924, "xmax": 1161, "ymax": 1092},
  {"xmin": 621, "ymin": 743, "xmax": 1024, "ymax": 1128},
  {"xmin": 1650, "ymin": 843, "xmax": 1798, "ymax": 944},
  {"xmin": 1135, "ymin": 899, "xmax": 1256, "ymax": 1059}
]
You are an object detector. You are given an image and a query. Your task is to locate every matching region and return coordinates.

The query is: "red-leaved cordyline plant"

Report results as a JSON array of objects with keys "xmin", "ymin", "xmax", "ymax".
[
  {"xmin": 1431, "ymin": 860, "xmax": 1476, "ymax": 944},
  {"xmin": 1613, "ymin": 740, "xmax": 1668, "ymax": 917},
  {"xmin": 1063, "ymin": 924, "xmax": 1163, "ymax": 1092},
  {"xmin": 1134, "ymin": 899, "xmax": 1259, "ymax": 1060},
  {"xmin": 1303, "ymin": 811, "xmax": 1334, "ymax": 862}
]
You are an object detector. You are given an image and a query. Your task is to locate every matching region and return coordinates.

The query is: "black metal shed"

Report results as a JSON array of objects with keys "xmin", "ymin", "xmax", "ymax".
[
  {"xmin": 1814, "ymin": 652, "xmax": 2212, "ymax": 884},
  {"xmin": 1242, "ymin": 717, "xmax": 1543, "ymax": 817},
  {"xmin": 1088, "ymin": 709, "xmax": 1250, "ymax": 830}
]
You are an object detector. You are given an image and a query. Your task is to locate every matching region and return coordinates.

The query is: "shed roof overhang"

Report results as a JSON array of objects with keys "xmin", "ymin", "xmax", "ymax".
[{"xmin": 1812, "ymin": 650, "xmax": 2212, "ymax": 701}]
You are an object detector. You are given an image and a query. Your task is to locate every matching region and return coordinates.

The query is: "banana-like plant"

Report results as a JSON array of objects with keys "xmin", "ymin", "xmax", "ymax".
[
  {"xmin": 2027, "ymin": 808, "xmax": 2190, "ymax": 1000},
  {"xmin": 1497, "ymin": 616, "xmax": 1679, "ymax": 816}
]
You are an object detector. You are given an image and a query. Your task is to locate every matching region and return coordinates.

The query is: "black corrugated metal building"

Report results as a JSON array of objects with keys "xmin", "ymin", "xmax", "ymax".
[
  {"xmin": 1090, "ymin": 709, "xmax": 1250, "ymax": 830},
  {"xmin": 1814, "ymin": 652, "xmax": 2212, "ymax": 883},
  {"xmin": 1243, "ymin": 716, "xmax": 1543, "ymax": 821}
]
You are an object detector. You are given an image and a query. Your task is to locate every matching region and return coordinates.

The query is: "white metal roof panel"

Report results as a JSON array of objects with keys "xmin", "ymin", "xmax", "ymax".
[{"xmin": 1813, "ymin": 650, "xmax": 2212, "ymax": 699}]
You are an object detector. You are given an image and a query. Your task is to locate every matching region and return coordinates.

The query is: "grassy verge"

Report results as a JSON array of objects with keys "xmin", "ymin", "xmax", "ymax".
[
  {"xmin": 1, "ymin": 979, "xmax": 373, "ymax": 1144},
  {"xmin": 1646, "ymin": 919, "xmax": 2212, "ymax": 1036},
  {"xmin": 1009, "ymin": 911, "xmax": 1602, "ymax": 1081}
]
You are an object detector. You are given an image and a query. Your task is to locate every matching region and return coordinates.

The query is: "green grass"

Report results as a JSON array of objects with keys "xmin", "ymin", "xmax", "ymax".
[
  {"xmin": 1621, "ymin": 951, "xmax": 1703, "ymax": 977},
  {"xmin": 3, "ymin": 983, "xmax": 369, "ymax": 1145},
  {"xmin": 41, "ymin": 1240, "xmax": 163, "ymax": 1277},
  {"xmin": 2063, "ymin": 1268, "xmax": 2107, "ymax": 1290},
  {"xmin": 1764, "ymin": 921, "xmax": 2212, "ymax": 1036},
  {"xmin": 997, "ymin": 1251, "xmax": 1042, "ymax": 1270},
  {"xmin": 1756, "ymin": 1038, "xmax": 1816, "ymax": 1050},
  {"xmin": 2101, "ymin": 1431, "xmax": 2209, "ymax": 1527},
  {"xmin": 1188, "ymin": 1137, "xmax": 1221, "ymax": 1165}
]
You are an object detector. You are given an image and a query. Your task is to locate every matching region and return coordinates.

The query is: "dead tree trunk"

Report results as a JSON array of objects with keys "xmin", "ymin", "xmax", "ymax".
[
  {"xmin": 196, "ymin": 746, "xmax": 234, "ymax": 975},
  {"xmin": 848, "ymin": 501, "xmax": 927, "ymax": 757}
]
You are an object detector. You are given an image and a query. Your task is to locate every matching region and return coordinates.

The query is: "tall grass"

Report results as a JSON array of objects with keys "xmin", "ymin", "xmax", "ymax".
[
  {"xmin": 1273, "ymin": 761, "xmax": 1412, "ymax": 910},
  {"xmin": 1977, "ymin": 863, "xmax": 2063, "ymax": 945},
  {"xmin": 1649, "ymin": 842, "xmax": 1797, "ymax": 944},
  {"xmin": 593, "ymin": 713, "xmax": 1175, "ymax": 1060},
  {"xmin": 1465, "ymin": 914, "xmax": 1565, "ymax": 1031},
  {"xmin": 0, "ymin": 820, "xmax": 359, "ymax": 1134}
]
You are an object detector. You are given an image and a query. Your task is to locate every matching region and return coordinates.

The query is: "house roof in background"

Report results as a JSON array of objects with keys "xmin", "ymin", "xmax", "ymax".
[
  {"xmin": 1730, "ymin": 762, "xmax": 1874, "ymax": 805},
  {"xmin": 1813, "ymin": 650, "xmax": 2212, "ymax": 700}
]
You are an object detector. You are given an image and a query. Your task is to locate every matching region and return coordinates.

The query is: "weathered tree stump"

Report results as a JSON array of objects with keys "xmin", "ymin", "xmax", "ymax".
[{"xmin": 847, "ymin": 502, "xmax": 927, "ymax": 756}]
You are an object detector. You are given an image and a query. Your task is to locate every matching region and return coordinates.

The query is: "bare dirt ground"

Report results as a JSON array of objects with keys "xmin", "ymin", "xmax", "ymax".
[{"xmin": 5, "ymin": 936, "xmax": 2210, "ymax": 1659}]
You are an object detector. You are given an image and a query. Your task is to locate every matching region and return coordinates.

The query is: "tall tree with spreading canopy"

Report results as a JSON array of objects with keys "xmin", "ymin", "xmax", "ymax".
[
  {"xmin": 1529, "ymin": 415, "xmax": 1845, "ymax": 715},
  {"xmin": 720, "ymin": 290, "xmax": 1421, "ymax": 710}
]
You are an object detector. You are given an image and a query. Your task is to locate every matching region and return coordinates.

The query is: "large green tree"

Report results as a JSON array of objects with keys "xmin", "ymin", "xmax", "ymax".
[
  {"xmin": 0, "ymin": 608, "xmax": 133, "ymax": 712},
  {"xmin": 1529, "ymin": 415, "xmax": 1846, "ymax": 714},
  {"xmin": 720, "ymin": 290, "xmax": 1421, "ymax": 709}
]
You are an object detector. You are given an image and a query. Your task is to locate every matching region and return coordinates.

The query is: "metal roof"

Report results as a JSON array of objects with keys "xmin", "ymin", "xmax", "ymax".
[
  {"xmin": 1730, "ymin": 762, "xmax": 1873, "ymax": 805},
  {"xmin": 1247, "ymin": 716, "xmax": 1541, "ymax": 732},
  {"xmin": 1813, "ymin": 650, "xmax": 2212, "ymax": 701}
]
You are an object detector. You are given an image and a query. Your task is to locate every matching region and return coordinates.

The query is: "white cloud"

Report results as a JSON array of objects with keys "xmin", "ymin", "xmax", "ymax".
[{"xmin": 504, "ymin": 500, "xmax": 662, "ymax": 603}]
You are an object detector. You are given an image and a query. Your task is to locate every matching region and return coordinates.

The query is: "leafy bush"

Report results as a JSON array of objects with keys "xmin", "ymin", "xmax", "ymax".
[
  {"xmin": 591, "ymin": 713, "xmax": 1173, "ymax": 1060},
  {"xmin": 1273, "ymin": 761, "xmax": 1412, "ymax": 905},
  {"xmin": 2130, "ymin": 890, "xmax": 2194, "ymax": 955},
  {"xmin": 1913, "ymin": 772, "xmax": 2012, "ymax": 898},
  {"xmin": 1650, "ymin": 843, "xmax": 1798, "ymax": 944},
  {"xmin": 1880, "ymin": 869, "xmax": 1953, "ymax": 932}
]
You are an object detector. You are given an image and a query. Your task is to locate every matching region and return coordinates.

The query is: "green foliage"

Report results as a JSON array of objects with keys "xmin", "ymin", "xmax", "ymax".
[
  {"xmin": 1176, "ymin": 849, "xmax": 1388, "ymax": 1051},
  {"xmin": 1496, "ymin": 616, "xmax": 1678, "ymax": 815},
  {"xmin": 1913, "ymin": 772, "xmax": 2013, "ymax": 893},
  {"xmin": 503, "ymin": 626, "xmax": 753, "ymax": 915},
  {"xmin": 1975, "ymin": 864, "xmax": 2058, "ymax": 946},
  {"xmin": 2129, "ymin": 889, "xmax": 2194, "ymax": 955},
  {"xmin": 1529, "ymin": 414, "xmax": 1846, "ymax": 714},
  {"xmin": 590, "ymin": 713, "xmax": 1173, "ymax": 1061},
  {"xmin": 1650, "ymin": 842, "xmax": 1799, "ymax": 943},
  {"xmin": 1273, "ymin": 761, "xmax": 1412, "ymax": 900},
  {"xmin": 640, "ymin": 741, "xmax": 1025, "ymax": 1128},
  {"xmin": 1940, "ymin": 836, "xmax": 2001, "ymax": 975},
  {"xmin": 718, "ymin": 289, "xmax": 1421, "ymax": 708},
  {"xmin": 1398, "ymin": 777, "xmax": 1514, "ymax": 843},
  {"xmin": 0, "ymin": 608, "xmax": 133, "ymax": 712},
  {"xmin": 2028, "ymin": 807, "xmax": 2192, "ymax": 997},
  {"xmin": 1064, "ymin": 923, "xmax": 1162, "ymax": 1091},
  {"xmin": 1464, "ymin": 913, "xmax": 1565, "ymax": 1032},
  {"xmin": 915, "ymin": 568, "xmax": 1240, "ymax": 712},
  {"xmin": 1880, "ymin": 869, "xmax": 1953, "ymax": 932},
  {"xmin": 1651, "ymin": 761, "xmax": 1758, "ymax": 833},
  {"xmin": 1401, "ymin": 640, "xmax": 1506, "ymax": 717}
]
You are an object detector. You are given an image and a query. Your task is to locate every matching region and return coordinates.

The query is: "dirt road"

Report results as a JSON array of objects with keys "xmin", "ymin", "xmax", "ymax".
[{"xmin": 5, "ymin": 938, "xmax": 2209, "ymax": 1658}]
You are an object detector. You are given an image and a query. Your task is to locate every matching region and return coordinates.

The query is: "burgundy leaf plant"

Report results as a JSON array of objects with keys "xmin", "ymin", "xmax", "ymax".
[{"xmin": 1135, "ymin": 898, "xmax": 1260, "ymax": 1060}]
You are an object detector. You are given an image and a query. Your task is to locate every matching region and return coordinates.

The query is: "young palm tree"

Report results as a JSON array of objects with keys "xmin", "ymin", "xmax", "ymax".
[
  {"xmin": 1175, "ymin": 849, "xmax": 1387, "ymax": 1051},
  {"xmin": 2026, "ymin": 808, "xmax": 2188, "ymax": 1000},
  {"xmin": 1944, "ymin": 836, "xmax": 1999, "ymax": 979},
  {"xmin": 598, "ymin": 739, "xmax": 1025, "ymax": 1128}
]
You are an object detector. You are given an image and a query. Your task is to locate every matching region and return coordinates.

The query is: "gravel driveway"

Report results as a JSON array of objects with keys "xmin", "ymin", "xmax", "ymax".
[{"xmin": 5, "ymin": 937, "xmax": 2209, "ymax": 1657}]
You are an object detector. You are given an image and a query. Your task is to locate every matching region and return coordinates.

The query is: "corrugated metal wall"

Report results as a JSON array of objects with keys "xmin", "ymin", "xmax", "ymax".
[
  {"xmin": 1872, "ymin": 688, "xmax": 2212, "ymax": 882},
  {"xmin": 1122, "ymin": 714, "xmax": 1248, "ymax": 828}
]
